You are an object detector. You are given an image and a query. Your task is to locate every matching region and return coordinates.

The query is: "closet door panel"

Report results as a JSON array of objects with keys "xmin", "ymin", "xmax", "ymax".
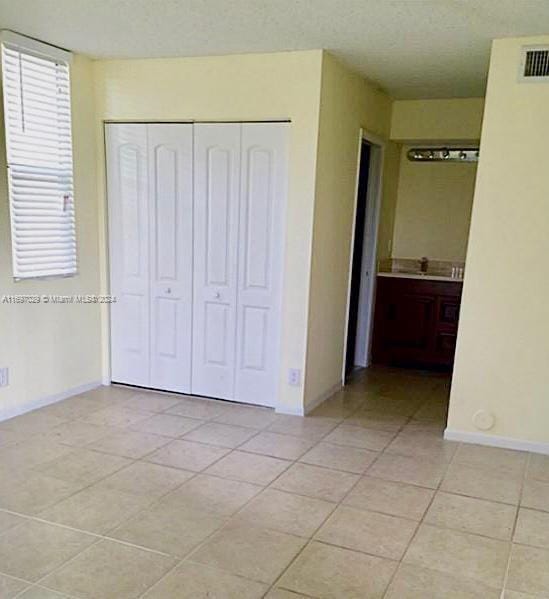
[
  {"xmin": 148, "ymin": 124, "xmax": 193, "ymax": 393},
  {"xmin": 235, "ymin": 123, "xmax": 288, "ymax": 406},
  {"xmin": 192, "ymin": 124, "xmax": 241, "ymax": 399},
  {"xmin": 106, "ymin": 124, "xmax": 150, "ymax": 387}
]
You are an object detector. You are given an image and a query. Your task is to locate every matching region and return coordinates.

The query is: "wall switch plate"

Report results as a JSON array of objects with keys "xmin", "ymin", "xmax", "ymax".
[
  {"xmin": 288, "ymin": 368, "xmax": 301, "ymax": 386},
  {"xmin": 0, "ymin": 368, "xmax": 8, "ymax": 387}
]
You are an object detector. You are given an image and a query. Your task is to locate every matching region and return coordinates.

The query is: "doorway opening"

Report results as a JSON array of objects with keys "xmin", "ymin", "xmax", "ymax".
[{"xmin": 344, "ymin": 132, "xmax": 384, "ymax": 383}]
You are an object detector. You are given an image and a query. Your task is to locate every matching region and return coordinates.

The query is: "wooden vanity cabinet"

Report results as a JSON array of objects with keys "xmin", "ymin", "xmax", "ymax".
[{"xmin": 372, "ymin": 276, "xmax": 463, "ymax": 370}]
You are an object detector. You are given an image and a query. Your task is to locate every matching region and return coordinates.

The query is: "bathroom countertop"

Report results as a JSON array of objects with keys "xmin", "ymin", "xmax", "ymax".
[{"xmin": 377, "ymin": 271, "xmax": 463, "ymax": 283}]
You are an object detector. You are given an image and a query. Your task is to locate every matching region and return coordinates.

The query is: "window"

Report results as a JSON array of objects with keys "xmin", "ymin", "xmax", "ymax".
[{"xmin": 1, "ymin": 31, "xmax": 76, "ymax": 279}]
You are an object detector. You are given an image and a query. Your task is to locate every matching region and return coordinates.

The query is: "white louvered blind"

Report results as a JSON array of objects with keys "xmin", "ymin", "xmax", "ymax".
[{"xmin": 1, "ymin": 35, "xmax": 77, "ymax": 279}]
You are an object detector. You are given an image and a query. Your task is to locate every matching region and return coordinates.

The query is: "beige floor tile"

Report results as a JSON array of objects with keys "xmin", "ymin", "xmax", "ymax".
[
  {"xmin": 232, "ymin": 488, "xmax": 335, "ymax": 537},
  {"xmin": 94, "ymin": 461, "xmax": 193, "ymax": 498},
  {"xmin": 0, "ymin": 429, "xmax": 27, "ymax": 449},
  {"xmin": 361, "ymin": 397, "xmax": 420, "ymax": 416},
  {"xmin": 239, "ymin": 431, "xmax": 316, "ymax": 460},
  {"xmin": 272, "ymin": 463, "xmax": 359, "ymax": 502},
  {"xmin": 122, "ymin": 392, "xmax": 182, "ymax": 413},
  {"xmin": 425, "ymin": 491, "xmax": 516, "ymax": 540},
  {"xmin": 146, "ymin": 439, "xmax": 229, "ymax": 471},
  {"xmin": 0, "ymin": 519, "xmax": 95, "ymax": 582},
  {"xmin": 343, "ymin": 475, "xmax": 434, "ymax": 520},
  {"xmin": 368, "ymin": 453, "xmax": 448, "ymax": 488},
  {"xmin": 213, "ymin": 405, "xmax": 277, "ymax": 429},
  {"xmin": 299, "ymin": 442, "xmax": 378, "ymax": 474},
  {"xmin": 316, "ymin": 505, "xmax": 417, "ymax": 560},
  {"xmin": 385, "ymin": 563, "xmax": 501, "ymax": 599},
  {"xmin": 403, "ymin": 419, "xmax": 446, "ymax": 435},
  {"xmin": 514, "ymin": 508, "xmax": 549, "ymax": 549},
  {"xmin": 506, "ymin": 543, "xmax": 549, "ymax": 596},
  {"xmin": 42, "ymin": 539, "xmax": 176, "ymax": 599},
  {"xmin": 0, "ymin": 573, "xmax": 29, "ymax": 598},
  {"xmin": 190, "ymin": 522, "xmax": 305, "ymax": 584},
  {"xmin": 37, "ymin": 397, "xmax": 104, "ymax": 421},
  {"xmin": 0, "ymin": 412, "xmax": 68, "ymax": 435},
  {"xmin": 157, "ymin": 474, "xmax": 261, "ymax": 516},
  {"xmin": 86, "ymin": 429, "xmax": 170, "ymax": 458},
  {"xmin": 110, "ymin": 503, "xmax": 225, "ymax": 557},
  {"xmin": 165, "ymin": 396, "xmax": 227, "ymax": 420},
  {"xmin": 130, "ymin": 413, "xmax": 203, "ymax": 437},
  {"xmin": 143, "ymin": 561, "xmax": 268, "ymax": 598},
  {"xmin": 0, "ymin": 510, "xmax": 26, "ymax": 534},
  {"xmin": 0, "ymin": 472, "xmax": 85, "ymax": 515},
  {"xmin": 17, "ymin": 586, "xmax": 71, "ymax": 598},
  {"xmin": 36, "ymin": 448, "xmax": 131, "ymax": 485},
  {"xmin": 522, "ymin": 478, "xmax": 549, "ymax": 512},
  {"xmin": 278, "ymin": 540, "xmax": 397, "ymax": 598},
  {"xmin": 0, "ymin": 439, "xmax": 73, "ymax": 471},
  {"xmin": 44, "ymin": 421, "xmax": 117, "ymax": 447},
  {"xmin": 386, "ymin": 431, "xmax": 458, "ymax": 462},
  {"xmin": 344, "ymin": 409, "xmax": 408, "ymax": 432},
  {"xmin": 453, "ymin": 444, "xmax": 528, "ymax": 476},
  {"xmin": 502, "ymin": 590, "xmax": 539, "ymax": 599},
  {"xmin": 265, "ymin": 589, "xmax": 310, "ymax": 598},
  {"xmin": 83, "ymin": 385, "xmax": 137, "ymax": 403},
  {"xmin": 413, "ymin": 402, "xmax": 448, "ymax": 421},
  {"xmin": 39, "ymin": 486, "xmax": 153, "ymax": 534},
  {"xmin": 205, "ymin": 450, "xmax": 290, "ymax": 485},
  {"xmin": 527, "ymin": 454, "xmax": 549, "ymax": 483},
  {"xmin": 80, "ymin": 405, "xmax": 151, "ymax": 428},
  {"xmin": 184, "ymin": 422, "xmax": 258, "ymax": 448},
  {"xmin": 323, "ymin": 424, "xmax": 394, "ymax": 451},
  {"xmin": 442, "ymin": 461, "xmax": 523, "ymax": 504},
  {"xmin": 266, "ymin": 415, "xmax": 338, "ymax": 439},
  {"xmin": 404, "ymin": 524, "xmax": 510, "ymax": 588}
]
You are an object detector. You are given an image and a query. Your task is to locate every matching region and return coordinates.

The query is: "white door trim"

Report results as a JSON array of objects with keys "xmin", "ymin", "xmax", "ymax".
[{"xmin": 342, "ymin": 128, "xmax": 386, "ymax": 381}]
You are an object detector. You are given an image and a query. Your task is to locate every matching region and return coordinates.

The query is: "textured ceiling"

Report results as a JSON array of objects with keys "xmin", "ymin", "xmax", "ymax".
[{"xmin": 1, "ymin": 0, "xmax": 549, "ymax": 99}]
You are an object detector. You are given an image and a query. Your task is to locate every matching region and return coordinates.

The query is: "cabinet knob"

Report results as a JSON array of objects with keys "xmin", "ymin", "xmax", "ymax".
[
  {"xmin": 213, "ymin": 291, "xmax": 220, "ymax": 299},
  {"xmin": 166, "ymin": 287, "xmax": 172, "ymax": 295}
]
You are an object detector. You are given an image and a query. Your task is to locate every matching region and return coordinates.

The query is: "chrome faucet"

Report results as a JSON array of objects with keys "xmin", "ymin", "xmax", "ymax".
[{"xmin": 420, "ymin": 257, "xmax": 429, "ymax": 273}]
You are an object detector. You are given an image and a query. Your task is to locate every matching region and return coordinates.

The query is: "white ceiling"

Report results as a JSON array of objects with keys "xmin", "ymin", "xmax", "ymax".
[{"xmin": 1, "ymin": 0, "xmax": 548, "ymax": 99}]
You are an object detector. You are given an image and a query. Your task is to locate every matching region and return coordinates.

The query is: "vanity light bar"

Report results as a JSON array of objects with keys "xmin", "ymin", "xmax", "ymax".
[{"xmin": 407, "ymin": 148, "xmax": 479, "ymax": 162}]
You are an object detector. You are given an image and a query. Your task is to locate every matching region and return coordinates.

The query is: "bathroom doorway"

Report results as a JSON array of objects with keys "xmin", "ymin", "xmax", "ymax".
[{"xmin": 344, "ymin": 131, "xmax": 385, "ymax": 382}]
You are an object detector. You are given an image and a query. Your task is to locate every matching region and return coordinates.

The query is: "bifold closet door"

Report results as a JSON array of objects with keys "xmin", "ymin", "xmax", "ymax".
[
  {"xmin": 107, "ymin": 124, "xmax": 150, "ymax": 387},
  {"xmin": 192, "ymin": 124, "xmax": 241, "ymax": 400},
  {"xmin": 148, "ymin": 124, "xmax": 193, "ymax": 393},
  {"xmin": 107, "ymin": 123, "xmax": 193, "ymax": 393},
  {"xmin": 192, "ymin": 122, "xmax": 288, "ymax": 406},
  {"xmin": 234, "ymin": 123, "xmax": 289, "ymax": 406}
]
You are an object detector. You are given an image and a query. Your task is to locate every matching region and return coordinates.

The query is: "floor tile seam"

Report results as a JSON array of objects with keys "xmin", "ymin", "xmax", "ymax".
[
  {"xmin": 380, "ymin": 436, "xmax": 460, "ymax": 598},
  {"xmin": 501, "ymin": 451, "xmax": 532, "ymax": 595}
]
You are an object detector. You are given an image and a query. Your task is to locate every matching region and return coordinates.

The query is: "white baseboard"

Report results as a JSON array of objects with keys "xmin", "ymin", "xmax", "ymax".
[
  {"xmin": 444, "ymin": 428, "xmax": 549, "ymax": 456},
  {"xmin": 275, "ymin": 382, "xmax": 342, "ymax": 416},
  {"xmin": 0, "ymin": 380, "xmax": 104, "ymax": 423}
]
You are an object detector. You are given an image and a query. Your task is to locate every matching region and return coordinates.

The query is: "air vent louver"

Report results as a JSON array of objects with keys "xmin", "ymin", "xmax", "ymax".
[{"xmin": 520, "ymin": 47, "xmax": 549, "ymax": 81}]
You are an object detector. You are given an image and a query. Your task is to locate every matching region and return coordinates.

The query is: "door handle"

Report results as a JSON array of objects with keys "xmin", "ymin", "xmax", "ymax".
[
  {"xmin": 213, "ymin": 292, "xmax": 220, "ymax": 299},
  {"xmin": 166, "ymin": 287, "xmax": 172, "ymax": 295}
]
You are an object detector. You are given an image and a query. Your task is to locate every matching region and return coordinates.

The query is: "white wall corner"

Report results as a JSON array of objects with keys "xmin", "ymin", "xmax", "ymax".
[
  {"xmin": 0, "ymin": 380, "xmax": 104, "ymax": 423},
  {"xmin": 275, "ymin": 382, "xmax": 342, "ymax": 416},
  {"xmin": 444, "ymin": 427, "xmax": 549, "ymax": 456}
]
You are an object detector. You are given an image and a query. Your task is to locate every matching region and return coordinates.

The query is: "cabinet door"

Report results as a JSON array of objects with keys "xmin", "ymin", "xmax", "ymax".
[
  {"xmin": 107, "ymin": 124, "xmax": 150, "ymax": 386},
  {"xmin": 148, "ymin": 124, "xmax": 193, "ymax": 393},
  {"xmin": 234, "ymin": 123, "xmax": 288, "ymax": 407},
  {"xmin": 192, "ymin": 124, "xmax": 241, "ymax": 400}
]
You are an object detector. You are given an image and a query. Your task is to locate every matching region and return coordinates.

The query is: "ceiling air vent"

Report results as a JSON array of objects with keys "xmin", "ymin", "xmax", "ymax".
[{"xmin": 520, "ymin": 46, "xmax": 549, "ymax": 81}]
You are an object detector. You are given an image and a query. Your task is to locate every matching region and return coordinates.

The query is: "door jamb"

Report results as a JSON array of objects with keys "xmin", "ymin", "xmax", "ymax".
[{"xmin": 342, "ymin": 128, "xmax": 386, "ymax": 382}]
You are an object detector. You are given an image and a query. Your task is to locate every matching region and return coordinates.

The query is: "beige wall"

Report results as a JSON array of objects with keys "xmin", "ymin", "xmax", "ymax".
[
  {"xmin": 376, "ymin": 141, "xmax": 401, "ymax": 261},
  {"xmin": 391, "ymin": 145, "xmax": 476, "ymax": 262},
  {"xmin": 448, "ymin": 36, "xmax": 549, "ymax": 447},
  {"xmin": 391, "ymin": 98, "xmax": 485, "ymax": 142},
  {"xmin": 93, "ymin": 50, "xmax": 324, "ymax": 414},
  {"xmin": 0, "ymin": 55, "xmax": 102, "ymax": 419},
  {"xmin": 304, "ymin": 53, "xmax": 393, "ymax": 407}
]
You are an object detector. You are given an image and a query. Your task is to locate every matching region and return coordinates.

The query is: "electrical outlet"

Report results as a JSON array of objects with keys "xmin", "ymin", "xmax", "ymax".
[
  {"xmin": 288, "ymin": 368, "xmax": 301, "ymax": 386},
  {"xmin": 0, "ymin": 368, "xmax": 8, "ymax": 387}
]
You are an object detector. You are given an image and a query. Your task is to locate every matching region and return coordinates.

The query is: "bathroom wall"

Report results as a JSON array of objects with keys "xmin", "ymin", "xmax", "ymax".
[{"xmin": 391, "ymin": 145, "xmax": 477, "ymax": 262}]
